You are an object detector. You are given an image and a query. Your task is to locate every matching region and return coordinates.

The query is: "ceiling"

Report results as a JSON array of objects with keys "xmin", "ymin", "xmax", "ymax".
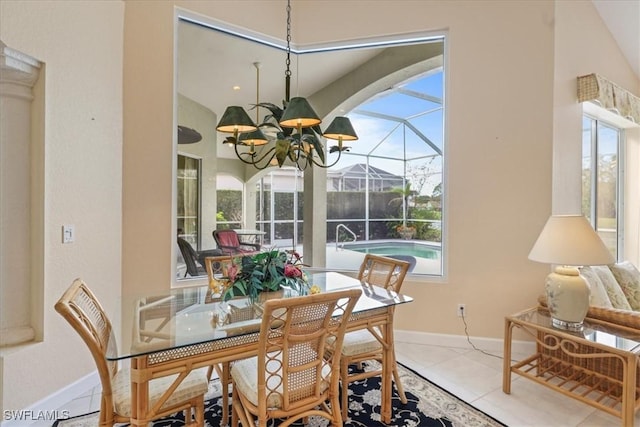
[
  {"xmin": 177, "ymin": 20, "xmax": 392, "ymax": 122},
  {"xmin": 177, "ymin": 1, "xmax": 639, "ymax": 132},
  {"xmin": 592, "ymin": 0, "xmax": 640, "ymax": 79}
]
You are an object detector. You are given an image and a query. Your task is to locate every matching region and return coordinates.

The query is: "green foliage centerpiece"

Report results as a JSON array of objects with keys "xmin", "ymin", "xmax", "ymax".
[{"xmin": 222, "ymin": 249, "xmax": 309, "ymax": 303}]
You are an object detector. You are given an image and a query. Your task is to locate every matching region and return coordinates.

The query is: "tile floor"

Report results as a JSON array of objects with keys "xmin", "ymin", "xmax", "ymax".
[
  {"xmin": 394, "ymin": 340, "xmax": 638, "ymax": 427},
  {"xmin": 29, "ymin": 341, "xmax": 638, "ymax": 427}
]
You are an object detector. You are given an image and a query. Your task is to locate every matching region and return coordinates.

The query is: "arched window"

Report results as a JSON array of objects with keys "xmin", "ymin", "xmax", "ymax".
[{"xmin": 326, "ymin": 67, "xmax": 444, "ymax": 276}]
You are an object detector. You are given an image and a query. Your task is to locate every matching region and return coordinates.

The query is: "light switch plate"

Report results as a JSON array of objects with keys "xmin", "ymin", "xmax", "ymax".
[{"xmin": 62, "ymin": 224, "xmax": 74, "ymax": 243}]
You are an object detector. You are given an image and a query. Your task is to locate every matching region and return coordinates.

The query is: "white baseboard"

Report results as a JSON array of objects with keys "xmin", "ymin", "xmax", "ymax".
[
  {"xmin": 1, "ymin": 371, "xmax": 100, "ymax": 427},
  {"xmin": 395, "ymin": 329, "xmax": 536, "ymax": 355}
]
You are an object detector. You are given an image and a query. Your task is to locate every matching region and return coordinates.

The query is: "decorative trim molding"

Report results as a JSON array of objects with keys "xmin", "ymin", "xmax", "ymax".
[
  {"xmin": 0, "ymin": 40, "xmax": 42, "ymax": 98},
  {"xmin": 578, "ymin": 73, "xmax": 640, "ymax": 126},
  {"xmin": 0, "ymin": 40, "xmax": 43, "ymax": 350}
]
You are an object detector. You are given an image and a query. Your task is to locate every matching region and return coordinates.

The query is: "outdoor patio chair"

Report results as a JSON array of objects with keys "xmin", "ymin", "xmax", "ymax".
[
  {"xmin": 203, "ymin": 254, "xmax": 235, "ymax": 425},
  {"xmin": 177, "ymin": 236, "xmax": 223, "ymax": 278},
  {"xmin": 212, "ymin": 229, "xmax": 260, "ymax": 256}
]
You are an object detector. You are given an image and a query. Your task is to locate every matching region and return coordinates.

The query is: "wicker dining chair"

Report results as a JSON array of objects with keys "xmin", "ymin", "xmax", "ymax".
[
  {"xmin": 230, "ymin": 288, "xmax": 362, "ymax": 427},
  {"xmin": 204, "ymin": 254, "xmax": 234, "ymax": 286},
  {"xmin": 55, "ymin": 279, "xmax": 209, "ymax": 426},
  {"xmin": 339, "ymin": 254, "xmax": 410, "ymax": 419},
  {"xmin": 203, "ymin": 254, "xmax": 235, "ymax": 425}
]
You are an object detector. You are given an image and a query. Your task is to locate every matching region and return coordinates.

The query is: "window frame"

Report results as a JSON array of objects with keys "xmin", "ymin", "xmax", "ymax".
[
  {"xmin": 177, "ymin": 153, "xmax": 202, "ymax": 249},
  {"xmin": 582, "ymin": 113, "xmax": 625, "ymax": 260}
]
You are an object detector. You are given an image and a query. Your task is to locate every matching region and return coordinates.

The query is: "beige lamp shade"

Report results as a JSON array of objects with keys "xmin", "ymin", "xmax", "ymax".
[
  {"xmin": 529, "ymin": 214, "xmax": 614, "ymax": 330},
  {"xmin": 528, "ymin": 215, "xmax": 614, "ymax": 266}
]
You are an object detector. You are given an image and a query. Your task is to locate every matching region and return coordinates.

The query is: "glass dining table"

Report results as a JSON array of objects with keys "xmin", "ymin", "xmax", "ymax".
[{"xmin": 111, "ymin": 271, "xmax": 413, "ymax": 426}]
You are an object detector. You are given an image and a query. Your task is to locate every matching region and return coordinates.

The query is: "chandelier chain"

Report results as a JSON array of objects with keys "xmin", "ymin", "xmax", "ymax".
[
  {"xmin": 285, "ymin": 0, "xmax": 292, "ymax": 77},
  {"xmin": 284, "ymin": 0, "xmax": 292, "ymax": 101},
  {"xmin": 217, "ymin": 0, "xmax": 357, "ymax": 170}
]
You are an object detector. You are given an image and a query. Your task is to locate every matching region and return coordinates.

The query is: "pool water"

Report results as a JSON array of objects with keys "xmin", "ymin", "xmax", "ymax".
[{"xmin": 343, "ymin": 241, "xmax": 440, "ymax": 260}]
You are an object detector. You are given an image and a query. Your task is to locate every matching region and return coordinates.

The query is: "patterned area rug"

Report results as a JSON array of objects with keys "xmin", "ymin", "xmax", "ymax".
[{"xmin": 54, "ymin": 362, "xmax": 505, "ymax": 427}]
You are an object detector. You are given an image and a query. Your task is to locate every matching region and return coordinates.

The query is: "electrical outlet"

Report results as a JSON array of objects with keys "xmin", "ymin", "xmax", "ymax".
[{"xmin": 457, "ymin": 304, "xmax": 466, "ymax": 317}]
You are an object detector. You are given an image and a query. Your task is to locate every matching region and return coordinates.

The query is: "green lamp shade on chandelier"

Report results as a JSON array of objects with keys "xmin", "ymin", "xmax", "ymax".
[
  {"xmin": 322, "ymin": 116, "xmax": 359, "ymax": 141},
  {"xmin": 239, "ymin": 128, "xmax": 269, "ymax": 146},
  {"xmin": 279, "ymin": 97, "xmax": 322, "ymax": 128},
  {"xmin": 216, "ymin": 106, "xmax": 257, "ymax": 134},
  {"xmin": 215, "ymin": 0, "xmax": 358, "ymax": 170}
]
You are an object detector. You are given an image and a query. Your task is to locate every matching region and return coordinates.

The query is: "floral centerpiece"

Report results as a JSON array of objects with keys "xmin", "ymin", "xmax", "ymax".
[{"xmin": 222, "ymin": 249, "xmax": 309, "ymax": 303}]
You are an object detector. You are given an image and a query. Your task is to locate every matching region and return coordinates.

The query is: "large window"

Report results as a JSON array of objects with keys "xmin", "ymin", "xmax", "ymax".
[
  {"xmin": 582, "ymin": 115, "xmax": 623, "ymax": 259},
  {"xmin": 253, "ymin": 66, "xmax": 445, "ymax": 276},
  {"xmin": 326, "ymin": 67, "xmax": 444, "ymax": 276},
  {"xmin": 176, "ymin": 16, "xmax": 446, "ymax": 279}
]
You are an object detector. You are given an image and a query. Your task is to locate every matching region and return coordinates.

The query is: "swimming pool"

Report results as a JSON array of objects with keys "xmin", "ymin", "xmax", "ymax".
[{"xmin": 341, "ymin": 240, "xmax": 441, "ymax": 260}]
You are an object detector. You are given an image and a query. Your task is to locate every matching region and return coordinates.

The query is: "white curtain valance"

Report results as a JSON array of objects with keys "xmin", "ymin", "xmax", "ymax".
[{"xmin": 578, "ymin": 73, "xmax": 640, "ymax": 125}]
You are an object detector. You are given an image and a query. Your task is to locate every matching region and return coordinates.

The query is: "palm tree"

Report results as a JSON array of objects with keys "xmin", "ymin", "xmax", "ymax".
[{"xmin": 388, "ymin": 182, "xmax": 416, "ymax": 226}]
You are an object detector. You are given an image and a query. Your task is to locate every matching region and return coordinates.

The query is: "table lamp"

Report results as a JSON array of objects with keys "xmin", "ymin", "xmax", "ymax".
[{"xmin": 528, "ymin": 214, "xmax": 615, "ymax": 330}]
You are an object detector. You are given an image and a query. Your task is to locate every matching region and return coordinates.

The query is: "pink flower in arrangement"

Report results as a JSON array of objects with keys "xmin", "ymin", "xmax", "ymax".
[
  {"xmin": 284, "ymin": 263, "xmax": 302, "ymax": 278},
  {"xmin": 227, "ymin": 263, "xmax": 238, "ymax": 282}
]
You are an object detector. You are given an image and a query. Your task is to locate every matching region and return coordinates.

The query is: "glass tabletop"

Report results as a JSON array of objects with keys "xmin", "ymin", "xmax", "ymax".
[
  {"xmin": 109, "ymin": 271, "xmax": 412, "ymax": 361},
  {"xmin": 510, "ymin": 307, "xmax": 640, "ymax": 354}
]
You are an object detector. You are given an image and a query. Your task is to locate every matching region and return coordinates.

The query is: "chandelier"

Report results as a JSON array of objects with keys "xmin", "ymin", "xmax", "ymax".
[{"xmin": 215, "ymin": 0, "xmax": 358, "ymax": 170}]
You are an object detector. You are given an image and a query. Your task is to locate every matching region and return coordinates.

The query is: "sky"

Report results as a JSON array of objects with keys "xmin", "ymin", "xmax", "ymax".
[{"xmin": 338, "ymin": 69, "xmax": 444, "ymax": 196}]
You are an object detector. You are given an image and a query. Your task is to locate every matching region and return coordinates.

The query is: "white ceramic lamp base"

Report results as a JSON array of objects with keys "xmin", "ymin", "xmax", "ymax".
[{"xmin": 545, "ymin": 266, "xmax": 590, "ymax": 331}]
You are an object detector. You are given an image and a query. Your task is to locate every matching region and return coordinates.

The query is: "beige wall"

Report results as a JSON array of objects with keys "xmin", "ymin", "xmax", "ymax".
[
  {"xmin": 123, "ymin": 0, "xmax": 556, "ymax": 340},
  {"xmin": 0, "ymin": 0, "xmax": 637, "ymax": 413},
  {"xmin": 123, "ymin": 0, "xmax": 638, "ymax": 338},
  {"xmin": 552, "ymin": 0, "xmax": 639, "ymax": 215},
  {"xmin": 626, "ymin": 128, "xmax": 640, "ymax": 264},
  {"xmin": 553, "ymin": 0, "xmax": 640, "ymax": 267},
  {"xmin": 0, "ymin": 0, "xmax": 123, "ymax": 414}
]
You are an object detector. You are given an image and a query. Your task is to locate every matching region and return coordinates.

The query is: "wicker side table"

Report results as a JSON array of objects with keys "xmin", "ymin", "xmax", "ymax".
[{"xmin": 503, "ymin": 307, "xmax": 640, "ymax": 426}]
